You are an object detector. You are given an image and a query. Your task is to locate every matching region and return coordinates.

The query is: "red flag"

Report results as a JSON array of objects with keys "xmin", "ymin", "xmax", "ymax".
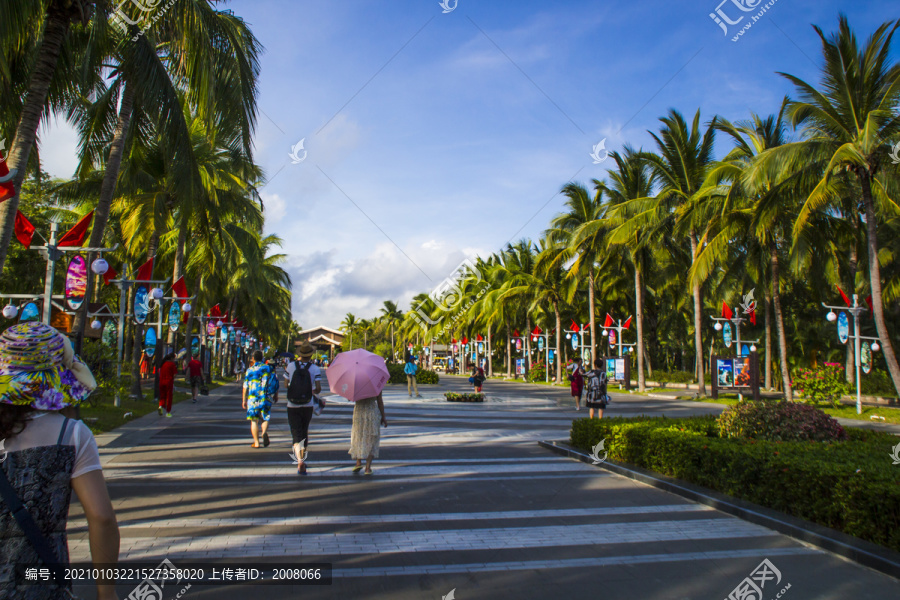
[
  {"xmin": 531, "ymin": 326, "xmax": 542, "ymax": 336},
  {"xmin": 570, "ymin": 319, "xmax": 580, "ymax": 332},
  {"xmin": 721, "ymin": 302, "xmax": 733, "ymax": 320},
  {"xmin": 623, "ymin": 316, "xmax": 633, "ymax": 330},
  {"xmin": 865, "ymin": 296, "xmax": 873, "ymax": 313},
  {"xmin": 135, "ymin": 257, "xmax": 154, "ymax": 282},
  {"xmin": 512, "ymin": 329, "xmax": 520, "ymax": 338},
  {"xmin": 103, "ymin": 264, "xmax": 118, "ymax": 286},
  {"xmin": 0, "ymin": 160, "xmax": 15, "ymax": 203},
  {"xmin": 208, "ymin": 304, "xmax": 222, "ymax": 318},
  {"xmin": 14, "ymin": 210, "xmax": 35, "ymax": 248},
  {"xmin": 451, "ymin": 338, "xmax": 457, "ymax": 343},
  {"xmin": 836, "ymin": 285, "xmax": 851, "ymax": 307},
  {"xmin": 476, "ymin": 334, "xmax": 484, "ymax": 341},
  {"xmin": 603, "ymin": 313, "xmax": 614, "ymax": 328},
  {"xmin": 461, "ymin": 336, "xmax": 468, "ymax": 344},
  {"xmin": 57, "ymin": 211, "xmax": 94, "ymax": 247},
  {"xmin": 749, "ymin": 310, "xmax": 757, "ymax": 326},
  {"xmin": 171, "ymin": 276, "xmax": 189, "ymax": 303}
]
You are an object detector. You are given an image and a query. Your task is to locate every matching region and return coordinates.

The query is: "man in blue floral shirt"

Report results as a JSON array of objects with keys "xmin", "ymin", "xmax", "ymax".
[{"xmin": 242, "ymin": 350, "xmax": 278, "ymax": 448}]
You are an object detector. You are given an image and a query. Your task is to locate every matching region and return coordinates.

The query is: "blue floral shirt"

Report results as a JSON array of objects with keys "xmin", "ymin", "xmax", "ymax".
[{"xmin": 243, "ymin": 363, "xmax": 275, "ymax": 403}]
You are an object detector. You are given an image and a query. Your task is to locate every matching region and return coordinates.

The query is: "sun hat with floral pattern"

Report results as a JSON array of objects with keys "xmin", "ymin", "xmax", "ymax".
[{"xmin": 0, "ymin": 321, "xmax": 97, "ymax": 410}]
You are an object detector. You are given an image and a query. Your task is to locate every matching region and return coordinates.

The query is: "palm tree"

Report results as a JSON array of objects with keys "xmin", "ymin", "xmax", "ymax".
[
  {"xmin": 755, "ymin": 16, "xmax": 900, "ymax": 395},
  {"xmin": 341, "ymin": 313, "xmax": 358, "ymax": 350},
  {"xmin": 612, "ymin": 109, "xmax": 717, "ymax": 394},
  {"xmin": 380, "ymin": 300, "xmax": 403, "ymax": 361},
  {"xmin": 601, "ymin": 147, "xmax": 658, "ymax": 392}
]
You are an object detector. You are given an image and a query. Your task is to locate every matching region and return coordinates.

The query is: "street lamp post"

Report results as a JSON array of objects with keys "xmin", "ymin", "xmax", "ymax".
[
  {"xmin": 531, "ymin": 331, "xmax": 550, "ymax": 383},
  {"xmin": 823, "ymin": 294, "xmax": 882, "ymax": 415}
]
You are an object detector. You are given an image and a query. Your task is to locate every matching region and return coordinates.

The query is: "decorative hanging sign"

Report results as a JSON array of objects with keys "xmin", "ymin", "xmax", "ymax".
[
  {"xmin": 134, "ymin": 286, "xmax": 149, "ymax": 324},
  {"xmin": 837, "ymin": 312, "xmax": 849, "ymax": 345},
  {"xmin": 477, "ymin": 342, "xmax": 484, "ymax": 354},
  {"xmin": 192, "ymin": 337, "xmax": 200, "ymax": 357},
  {"xmin": 582, "ymin": 348, "xmax": 591, "ymax": 363},
  {"xmin": 571, "ymin": 333, "xmax": 579, "ymax": 350},
  {"xmin": 102, "ymin": 321, "xmax": 116, "ymax": 346},
  {"xmin": 220, "ymin": 328, "xmax": 228, "ymax": 343},
  {"xmin": 538, "ymin": 336, "xmax": 544, "ymax": 351},
  {"xmin": 144, "ymin": 327, "xmax": 157, "ymax": 357},
  {"xmin": 64, "ymin": 255, "xmax": 88, "ymax": 311},
  {"xmin": 861, "ymin": 342, "xmax": 872, "ymax": 374},
  {"xmin": 516, "ymin": 358, "xmax": 525, "ymax": 375},
  {"xmin": 741, "ymin": 344, "xmax": 749, "ymax": 357},
  {"xmin": 167, "ymin": 302, "xmax": 181, "ymax": 332},
  {"xmin": 548, "ymin": 349, "xmax": 555, "ymax": 364},
  {"xmin": 20, "ymin": 302, "xmax": 39, "ymax": 322},
  {"xmin": 207, "ymin": 321, "xmax": 216, "ymax": 337},
  {"xmin": 723, "ymin": 322, "xmax": 733, "ymax": 348},
  {"xmin": 515, "ymin": 339, "xmax": 522, "ymax": 351},
  {"xmin": 609, "ymin": 330, "xmax": 617, "ymax": 347},
  {"xmin": 228, "ymin": 328, "xmax": 236, "ymax": 343}
]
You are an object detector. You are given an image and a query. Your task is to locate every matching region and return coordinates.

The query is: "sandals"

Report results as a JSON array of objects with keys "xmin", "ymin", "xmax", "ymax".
[
  {"xmin": 352, "ymin": 465, "xmax": 363, "ymax": 473},
  {"xmin": 250, "ymin": 443, "xmax": 260, "ymax": 448},
  {"xmin": 263, "ymin": 433, "xmax": 270, "ymax": 447},
  {"xmin": 364, "ymin": 469, "xmax": 373, "ymax": 475}
]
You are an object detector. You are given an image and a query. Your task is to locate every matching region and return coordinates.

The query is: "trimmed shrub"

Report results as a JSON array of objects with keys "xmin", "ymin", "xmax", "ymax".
[
  {"xmin": 570, "ymin": 416, "xmax": 900, "ymax": 552},
  {"xmin": 445, "ymin": 392, "xmax": 484, "ymax": 402},
  {"xmin": 654, "ymin": 370, "xmax": 695, "ymax": 385},
  {"xmin": 717, "ymin": 399, "xmax": 846, "ymax": 442},
  {"xmin": 386, "ymin": 363, "xmax": 440, "ymax": 384},
  {"xmin": 527, "ymin": 361, "xmax": 546, "ymax": 382},
  {"xmin": 792, "ymin": 363, "xmax": 850, "ymax": 406}
]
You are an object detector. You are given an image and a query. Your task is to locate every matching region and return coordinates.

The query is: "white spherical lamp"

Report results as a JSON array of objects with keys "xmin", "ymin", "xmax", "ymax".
[
  {"xmin": 714, "ymin": 322, "xmax": 723, "ymax": 331},
  {"xmin": 90, "ymin": 319, "xmax": 102, "ymax": 330},
  {"xmin": 750, "ymin": 344, "xmax": 757, "ymax": 352},
  {"xmin": 602, "ymin": 329, "xmax": 608, "ymax": 337},
  {"xmin": 150, "ymin": 287, "xmax": 164, "ymax": 300},
  {"xmin": 2, "ymin": 305, "xmax": 18, "ymax": 319},
  {"xmin": 91, "ymin": 257, "xmax": 109, "ymax": 275},
  {"xmin": 872, "ymin": 341, "xmax": 881, "ymax": 352},
  {"xmin": 565, "ymin": 333, "xmax": 571, "ymax": 339},
  {"xmin": 181, "ymin": 302, "xmax": 192, "ymax": 313},
  {"xmin": 826, "ymin": 311, "xmax": 837, "ymax": 322},
  {"xmin": 216, "ymin": 320, "xmax": 223, "ymax": 329}
]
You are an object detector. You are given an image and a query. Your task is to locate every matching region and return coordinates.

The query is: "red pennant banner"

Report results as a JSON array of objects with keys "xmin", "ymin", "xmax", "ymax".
[
  {"xmin": 721, "ymin": 301, "xmax": 733, "ymax": 320},
  {"xmin": 865, "ymin": 296, "xmax": 873, "ymax": 314},
  {"xmin": 603, "ymin": 314, "xmax": 614, "ymax": 328},
  {"xmin": 476, "ymin": 334, "xmax": 484, "ymax": 341},
  {"xmin": 749, "ymin": 310, "xmax": 757, "ymax": 326},
  {"xmin": 172, "ymin": 276, "xmax": 189, "ymax": 303},
  {"xmin": 14, "ymin": 210, "xmax": 35, "ymax": 248},
  {"xmin": 135, "ymin": 257, "xmax": 154, "ymax": 282},
  {"xmin": 570, "ymin": 319, "xmax": 580, "ymax": 332},
  {"xmin": 512, "ymin": 329, "xmax": 520, "ymax": 338},
  {"xmin": 531, "ymin": 326, "xmax": 542, "ymax": 336},
  {"xmin": 623, "ymin": 316, "xmax": 632, "ymax": 330},
  {"xmin": 103, "ymin": 264, "xmax": 118, "ymax": 286},
  {"xmin": 461, "ymin": 336, "xmax": 468, "ymax": 344},
  {"xmin": 836, "ymin": 286, "xmax": 851, "ymax": 307},
  {"xmin": 0, "ymin": 160, "xmax": 15, "ymax": 203},
  {"xmin": 57, "ymin": 210, "xmax": 94, "ymax": 247}
]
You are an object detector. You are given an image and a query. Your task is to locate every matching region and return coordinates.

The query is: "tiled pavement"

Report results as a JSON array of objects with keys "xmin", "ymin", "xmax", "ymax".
[{"xmin": 67, "ymin": 376, "xmax": 900, "ymax": 599}]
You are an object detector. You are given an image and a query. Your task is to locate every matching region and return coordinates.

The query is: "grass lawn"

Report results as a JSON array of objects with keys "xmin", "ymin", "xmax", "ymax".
[
  {"xmin": 678, "ymin": 394, "xmax": 900, "ymax": 425},
  {"xmin": 79, "ymin": 376, "xmax": 233, "ymax": 435}
]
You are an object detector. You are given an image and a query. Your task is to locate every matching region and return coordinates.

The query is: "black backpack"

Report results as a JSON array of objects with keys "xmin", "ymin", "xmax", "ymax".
[{"xmin": 287, "ymin": 361, "xmax": 314, "ymax": 402}]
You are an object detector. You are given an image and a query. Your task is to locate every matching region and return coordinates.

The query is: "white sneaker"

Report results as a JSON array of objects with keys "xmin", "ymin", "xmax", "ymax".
[{"xmin": 166, "ymin": 413, "xmax": 172, "ymax": 418}]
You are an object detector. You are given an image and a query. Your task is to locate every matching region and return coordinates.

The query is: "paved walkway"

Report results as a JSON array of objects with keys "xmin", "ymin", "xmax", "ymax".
[{"xmin": 68, "ymin": 376, "xmax": 900, "ymax": 599}]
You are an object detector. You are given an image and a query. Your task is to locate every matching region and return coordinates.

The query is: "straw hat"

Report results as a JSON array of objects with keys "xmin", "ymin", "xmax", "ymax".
[
  {"xmin": 0, "ymin": 322, "xmax": 97, "ymax": 410},
  {"xmin": 297, "ymin": 341, "xmax": 315, "ymax": 358}
]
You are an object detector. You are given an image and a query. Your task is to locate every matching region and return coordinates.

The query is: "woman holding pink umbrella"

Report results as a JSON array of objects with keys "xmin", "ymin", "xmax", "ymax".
[{"xmin": 325, "ymin": 349, "xmax": 390, "ymax": 475}]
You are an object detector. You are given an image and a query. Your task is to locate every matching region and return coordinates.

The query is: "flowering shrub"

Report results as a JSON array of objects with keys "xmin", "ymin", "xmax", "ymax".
[
  {"xmin": 445, "ymin": 392, "xmax": 484, "ymax": 402},
  {"xmin": 717, "ymin": 399, "xmax": 846, "ymax": 442},
  {"xmin": 792, "ymin": 363, "xmax": 850, "ymax": 406},
  {"xmin": 527, "ymin": 361, "xmax": 546, "ymax": 382}
]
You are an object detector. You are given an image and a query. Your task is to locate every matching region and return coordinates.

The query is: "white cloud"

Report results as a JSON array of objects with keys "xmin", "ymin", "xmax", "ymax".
[{"xmin": 37, "ymin": 116, "xmax": 80, "ymax": 179}]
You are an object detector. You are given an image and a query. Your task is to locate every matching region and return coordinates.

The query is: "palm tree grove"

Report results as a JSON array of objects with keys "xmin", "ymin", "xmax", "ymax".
[{"xmin": 0, "ymin": 2, "xmax": 899, "ymax": 599}]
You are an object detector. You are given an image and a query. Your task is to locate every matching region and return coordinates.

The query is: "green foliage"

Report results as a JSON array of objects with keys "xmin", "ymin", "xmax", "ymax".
[
  {"xmin": 654, "ymin": 370, "xmax": 695, "ymax": 384},
  {"xmin": 527, "ymin": 360, "xmax": 546, "ymax": 382},
  {"xmin": 79, "ymin": 340, "xmax": 129, "ymax": 407},
  {"xmin": 861, "ymin": 370, "xmax": 899, "ymax": 397},
  {"xmin": 386, "ymin": 363, "xmax": 440, "ymax": 384},
  {"xmin": 717, "ymin": 399, "xmax": 847, "ymax": 442},
  {"xmin": 792, "ymin": 363, "xmax": 850, "ymax": 406},
  {"xmin": 570, "ymin": 416, "xmax": 900, "ymax": 552},
  {"xmin": 445, "ymin": 392, "xmax": 484, "ymax": 402}
]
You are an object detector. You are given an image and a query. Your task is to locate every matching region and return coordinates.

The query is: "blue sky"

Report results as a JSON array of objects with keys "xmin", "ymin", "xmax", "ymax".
[{"xmin": 40, "ymin": 0, "xmax": 887, "ymax": 328}]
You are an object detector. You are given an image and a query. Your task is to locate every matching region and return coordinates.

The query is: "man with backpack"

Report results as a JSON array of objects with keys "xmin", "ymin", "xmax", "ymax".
[
  {"xmin": 284, "ymin": 341, "xmax": 321, "ymax": 475},
  {"xmin": 242, "ymin": 351, "xmax": 279, "ymax": 447},
  {"xmin": 583, "ymin": 358, "xmax": 610, "ymax": 419}
]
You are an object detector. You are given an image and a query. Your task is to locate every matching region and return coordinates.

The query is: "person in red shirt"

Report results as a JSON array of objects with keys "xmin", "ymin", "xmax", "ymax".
[
  {"xmin": 186, "ymin": 355, "xmax": 203, "ymax": 403},
  {"xmin": 158, "ymin": 352, "xmax": 178, "ymax": 417}
]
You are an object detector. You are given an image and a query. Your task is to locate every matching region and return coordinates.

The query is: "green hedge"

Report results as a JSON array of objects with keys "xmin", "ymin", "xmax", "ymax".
[
  {"xmin": 571, "ymin": 416, "xmax": 900, "ymax": 552},
  {"xmin": 445, "ymin": 392, "xmax": 484, "ymax": 402},
  {"xmin": 654, "ymin": 370, "xmax": 695, "ymax": 384},
  {"xmin": 386, "ymin": 363, "xmax": 440, "ymax": 384}
]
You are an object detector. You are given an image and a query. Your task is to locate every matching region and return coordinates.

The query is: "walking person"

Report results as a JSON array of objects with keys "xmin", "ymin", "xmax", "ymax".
[
  {"xmin": 0, "ymin": 322, "xmax": 120, "ymax": 600},
  {"xmin": 350, "ymin": 392, "xmax": 387, "ymax": 475},
  {"xmin": 470, "ymin": 363, "xmax": 485, "ymax": 393},
  {"xmin": 139, "ymin": 350, "xmax": 150, "ymax": 380},
  {"xmin": 404, "ymin": 350, "xmax": 421, "ymax": 398},
  {"xmin": 234, "ymin": 357, "xmax": 245, "ymax": 383},
  {"xmin": 568, "ymin": 357, "xmax": 585, "ymax": 410},
  {"xmin": 186, "ymin": 353, "xmax": 203, "ymax": 403},
  {"xmin": 584, "ymin": 358, "xmax": 610, "ymax": 419},
  {"xmin": 284, "ymin": 342, "xmax": 321, "ymax": 474},
  {"xmin": 157, "ymin": 352, "xmax": 178, "ymax": 418},
  {"xmin": 242, "ymin": 351, "xmax": 278, "ymax": 449}
]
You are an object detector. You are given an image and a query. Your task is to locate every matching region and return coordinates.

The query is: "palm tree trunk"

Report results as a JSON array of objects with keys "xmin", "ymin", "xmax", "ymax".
[
  {"xmin": 505, "ymin": 317, "xmax": 512, "ymax": 378},
  {"xmin": 764, "ymin": 295, "xmax": 772, "ymax": 389},
  {"xmin": 486, "ymin": 328, "xmax": 493, "ymax": 377},
  {"xmin": 689, "ymin": 231, "xmax": 706, "ymax": 394},
  {"xmin": 770, "ymin": 242, "xmax": 793, "ymax": 401},
  {"xmin": 635, "ymin": 264, "xmax": 645, "ymax": 392},
  {"xmin": 553, "ymin": 303, "xmax": 562, "ymax": 383},
  {"xmin": 845, "ymin": 230, "xmax": 859, "ymax": 385},
  {"xmin": 860, "ymin": 176, "xmax": 900, "ymax": 397},
  {"xmin": 0, "ymin": 5, "xmax": 71, "ymax": 272},
  {"xmin": 588, "ymin": 265, "xmax": 597, "ymax": 363}
]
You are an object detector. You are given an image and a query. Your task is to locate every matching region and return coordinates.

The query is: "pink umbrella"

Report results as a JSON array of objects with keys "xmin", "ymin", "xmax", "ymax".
[{"xmin": 326, "ymin": 349, "xmax": 390, "ymax": 401}]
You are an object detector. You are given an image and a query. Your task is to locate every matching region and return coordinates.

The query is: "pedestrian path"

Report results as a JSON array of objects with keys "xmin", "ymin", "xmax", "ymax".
[{"xmin": 69, "ymin": 381, "xmax": 900, "ymax": 599}]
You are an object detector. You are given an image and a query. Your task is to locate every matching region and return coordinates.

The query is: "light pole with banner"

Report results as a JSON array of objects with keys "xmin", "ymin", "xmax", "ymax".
[
  {"xmin": 824, "ymin": 294, "xmax": 882, "ymax": 414},
  {"xmin": 530, "ymin": 326, "xmax": 550, "ymax": 383}
]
